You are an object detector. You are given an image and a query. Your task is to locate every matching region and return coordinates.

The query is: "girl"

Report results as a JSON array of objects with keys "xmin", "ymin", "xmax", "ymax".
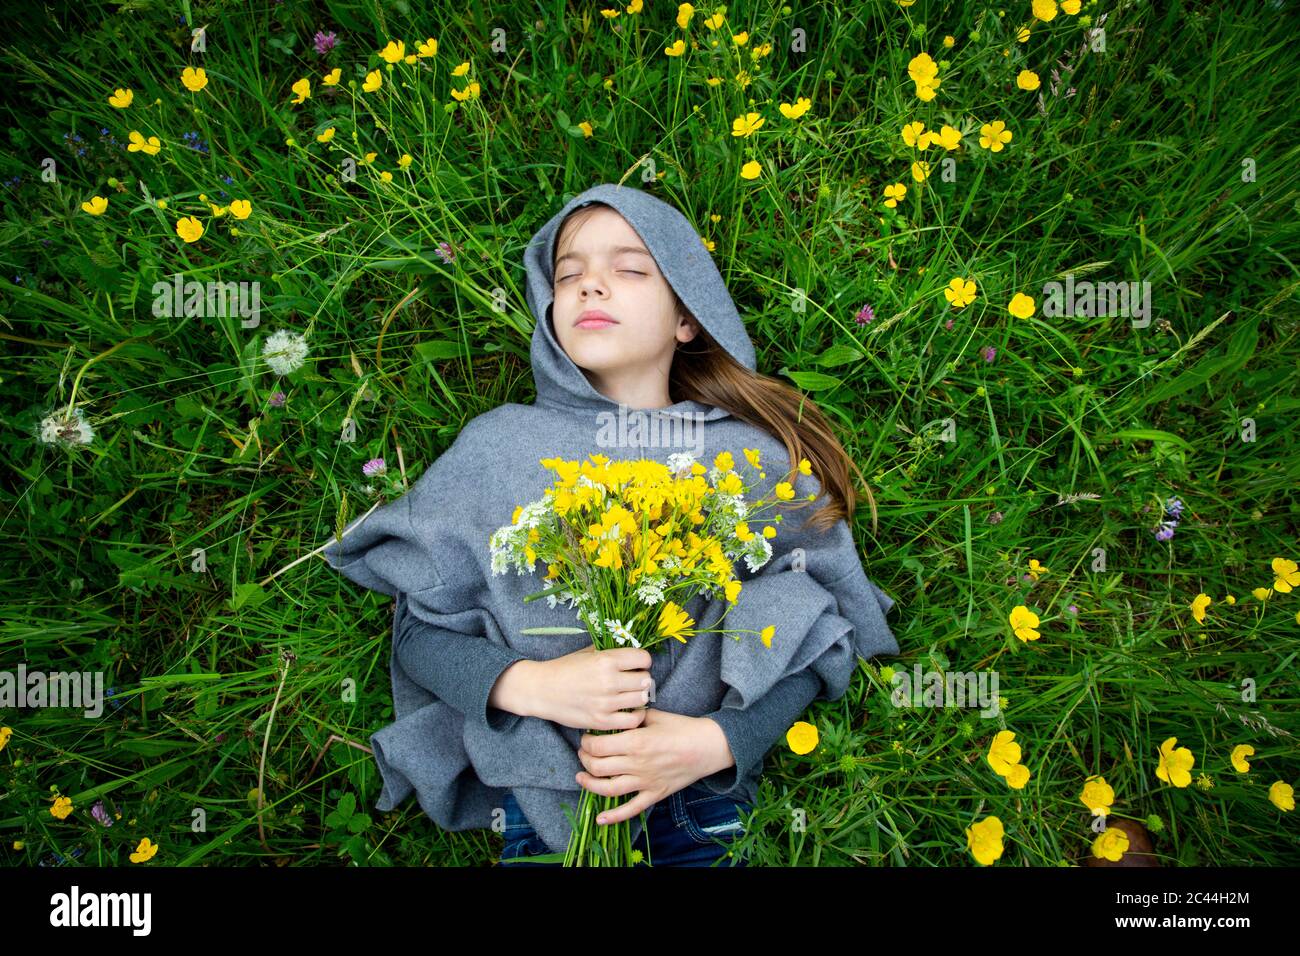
[{"xmin": 322, "ymin": 182, "xmax": 899, "ymax": 867}]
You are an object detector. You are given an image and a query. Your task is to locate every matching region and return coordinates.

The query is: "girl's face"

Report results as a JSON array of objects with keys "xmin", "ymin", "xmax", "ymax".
[{"xmin": 551, "ymin": 206, "xmax": 699, "ymax": 408}]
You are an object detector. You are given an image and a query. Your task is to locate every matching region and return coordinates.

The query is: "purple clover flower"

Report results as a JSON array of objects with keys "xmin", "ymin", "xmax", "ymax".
[
  {"xmin": 314, "ymin": 31, "xmax": 338, "ymax": 55},
  {"xmin": 268, "ymin": 391, "xmax": 286, "ymax": 408},
  {"xmin": 435, "ymin": 241, "xmax": 457, "ymax": 264},
  {"xmin": 855, "ymin": 303, "xmax": 874, "ymax": 326},
  {"xmin": 362, "ymin": 457, "xmax": 387, "ymax": 478},
  {"xmin": 981, "ymin": 345, "xmax": 997, "ymax": 363},
  {"xmin": 91, "ymin": 801, "xmax": 113, "ymax": 827}
]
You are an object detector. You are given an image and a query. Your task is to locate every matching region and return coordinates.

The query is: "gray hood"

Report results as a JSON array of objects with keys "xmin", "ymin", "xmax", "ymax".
[{"xmin": 523, "ymin": 183, "xmax": 755, "ymax": 417}]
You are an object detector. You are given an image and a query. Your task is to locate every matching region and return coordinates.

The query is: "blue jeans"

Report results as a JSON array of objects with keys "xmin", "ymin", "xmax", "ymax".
[{"xmin": 497, "ymin": 784, "xmax": 752, "ymax": 867}]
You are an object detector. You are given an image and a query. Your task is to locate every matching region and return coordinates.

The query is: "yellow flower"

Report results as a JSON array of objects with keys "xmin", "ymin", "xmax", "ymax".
[
  {"xmin": 50, "ymin": 794, "xmax": 73, "ymax": 819},
  {"xmin": 658, "ymin": 601, "xmax": 696, "ymax": 643},
  {"xmin": 181, "ymin": 66, "xmax": 208, "ymax": 92},
  {"xmin": 944, "ymin": 277, "xmax": 977, "ymax": 308},
  {"xmin": 228, "ymin": 199, "xmax": 251, "ymax": 220},
  {"xmin": 316, "ymin": 127, "xmax": 336, "ymax": 143},
  {"xmin": 81, "ymin": 195, "xmax": 108, "ymax": 215},
  {"xmin": 978, "ymin": 120, "xmax": 1013, "ymax": 151},
  {"xmin": 760, "ymin": 625, "xmax": 775, "ymax": 648},
  {"xmin": 1061, "ymin": 0, "xmax": 1082, "ymax": 12},
  {"xmin": 578, "ymin": 120, "xmax": 594, "ymax": 137},
  {"xmin": 1156, "ymin": 736, "xmax": 1195, "ymax": 788},
  {"xmin": 1079, "ymin": 775, "xmax": 1114, "ymax": 816},
  {"xmin": 175, "ymin": 216, "xmax": 204, "ymax": 243},
  {"xmin": 902, "ymin": 121, "xmax": 928, "ymax": 148},
  {"xmin": 322, "ymin": 68, "xmax": 342, "ymax": 86},
  {"xmin": 379, "ymin": 170, "xmax": 393, "ymax": 182},
  {"xmin": 1017, "ymin": 25, "xmax": 1031, "ymax": 43},
  {"xmin": 714, "ymin": 451, "xmax": 735, "ymax": 472},
  {"xmin": 404, "ymin": 54, "xmax": 417, "ymax": 64},
  {"xmin": 0, "ymin": 726, "xmax": 11, "ymax": 750},
  {"xmin": 942, "ymin": 35, "xmax": 955, "ymax": 48},
  {"xmin": 130, "ymin": 837, "xmax": 159, "ymax": 863},
  {"xmin": 1268, "ymin": 781, "xmax": 1295, "ymax": 812},
  {"xmin": 450, "ymin": 81, "xmax": 480, "ymax": 101},
  {"xmin": 883, "ymin": 183, "xmax": 906, "ymax": 207},
  {"xmin": 664, "ymin": 38, "xmax": 687, "ymax": 56},
  {"xmin": 1190, "ymin": 593, "xmax": 1212, "ymax": 624},
  {"xmin": 731, "ymin": 112, "xmax": 765, "ymax": 137},
  {"xmin": 363, "ymin": 70, "xmax": 382, "ymax": 92},
  {"xmin": 966, "ymin": 815, "xmax": 1004, "ymax": 865},
  {"xmin": 1224, "ymin": 594, "xmax": 1236, "ymax": 605},
  {"xmin": 701, "ymin": 236, "xmax": 715, "ymax": 251},
  {"xmin": 209, "ymin": 203, "xmax": 227, "ymax": 217},
  {"xmin": 1092, "ymin": 827, "xmax": 1128, "ymax": 862},
  {"xmin": 779, "ymin": 97, "xmax": 811, "ymax": 119},
  {"xmin": 291, "ymin": 77, "xmax": 311, "ymax": 104},
  {"xmin": 156, "ymin": 199, "xmax": 167, "ymax": 210},
  {"xmin": 1009, "ymin": 605, "xmax": 1040, "ymax": 642},
  {"xmin": 451, "ymin": 61, "xmax": 471, "ymax": 77},
  {"xmin": 704, "ymin": 12, "xmax": 725, "ymax": 29},
  {"xmin": 1032, "ymin": 0, "xmax": 1058, "ymax": 22},
  {"xmin": 398, "ymin": 154, "xmax": 412, "ymax": 169},
  {"xmin": 417, "ymin": 38, "xmax": 438, "ymax": 57},
  {"xmin": 798, "ymin": 457, "xmax": 812, "ymax": 475},
  {"xmin": 1230, "ymin": 744, "xmax": 1254, "ymax": 773},
  {"xmin": 1271, "ymin": 557, "xmax": 1300, "ymax": 593},
  {"xmin": 1007, "ymin": 293, "xmax": 1036, "ymax": 319},
  {"xmin": 627, "ymin": 0, "xmax": 644, "ymax": 13},
  {"xmin": 787, "ymin": 720, "xmax": 818, "ymax": 754},
  {"xmin": 934, "ymin": 125, "xmax": 962, "ymax": 150},
  {"xmin": 774, "ymin": 481, "xmax": 795, "ymax": 501},
  {"xmin": 907, "ymin": 52, "xmax": 938, "ymax": 84},
  {"xmin": 677, "ymin": 4, "xmax": 695, "ymax": 29},
  {"xmin": 126, "ymin": 130, "xmax": 161, "ymax": 155},
  {"xmin": 1252, "ymin": 586, "xmax": 1272, "ymax": 601},
  {"xmin": 1017, "ymin": 69, "xmax": 1041, "ymax": 91},
  {"xmin": 361, "ymin": 152, "xmax": 377, "ymax": 165},
  {"xmin": 986, "ymin": 729, "xmax": 1024, "ymax": 774},
  {"xmin": 732, "ymin": 31, "xmax": 748, "ymax": 46},
  {"xmin": 740, "ymin": 159, "xmax": 761, "ymax": 180},
  {"xmin": 599, "ymin": 8, "xmax": 620, "ymax": 18},
  {"xmin": 108, "ymin": 88, "xmax": 133, "ymax": 108},
  {"xmin": 911, "ymin": 160, "xmax": 931, "ymax": 183},
  {"xmin": 379, "ymin": 40, "xmax": 406, "ymax": 64}
]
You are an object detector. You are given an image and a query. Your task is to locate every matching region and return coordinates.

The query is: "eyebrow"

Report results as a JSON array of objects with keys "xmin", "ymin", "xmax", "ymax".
[{"xmin": 554, "ymin": 246, "xmax": 653, "ymax": 268}]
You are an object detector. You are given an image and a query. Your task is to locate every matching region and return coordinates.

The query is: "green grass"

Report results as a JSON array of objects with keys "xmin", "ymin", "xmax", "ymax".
[{"xmin": 1, "ymin": 0, "xmax": 1297, "ymax": 868}]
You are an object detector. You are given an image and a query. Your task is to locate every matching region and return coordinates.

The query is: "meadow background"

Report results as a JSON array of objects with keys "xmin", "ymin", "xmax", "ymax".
[{"xmin": 1, "ymin": 0, "xmax": 1297, "ymax": 867}]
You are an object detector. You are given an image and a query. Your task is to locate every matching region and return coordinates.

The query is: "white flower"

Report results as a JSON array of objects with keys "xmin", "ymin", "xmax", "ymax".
[
  {"xmin": 634, "ymin": 577, "xmax": 666, "ymax": 606},
  {"xmin": 262, "ymin": 329, "xmax": 310, "ymax": 376},
  {"xmin": 604, "ymin": 618, "xmax": 639, "ymax": 647},
  {"xmin": 38, "ymin": 406, "xmax": 94, "ymax": 447},
  {"xmin": 742, "ymin": 536, "xmax": 773, "ymax": 574},
  {"xmin": 666, "ymin": 451, "xmax": 697, "ymax": 476}
]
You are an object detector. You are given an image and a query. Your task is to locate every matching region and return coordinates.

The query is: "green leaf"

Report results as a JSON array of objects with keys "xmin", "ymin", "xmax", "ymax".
[
  {"xmin": 814, "ymin": 344, "xmax": 863, "ymax": 368},
  {"xmin": 783, "ymin": 370, "xmax": 844, "ymax": 391},
  {"xmin": 1094, "ymin": 429, "xmax": 1194, "ymax": 451},
  {"xmin": 227, "ymin": 582, "xmax": 269, "ymax": 610},
  {"xmin": 414, "ymin": 340, "xmax": 469, "ymax": 362}
]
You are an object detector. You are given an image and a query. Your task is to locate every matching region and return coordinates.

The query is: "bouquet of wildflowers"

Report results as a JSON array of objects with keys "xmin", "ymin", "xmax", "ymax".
[{"xmin": 489, "ymin": 448, "xmax": 812, "ymax": 866}]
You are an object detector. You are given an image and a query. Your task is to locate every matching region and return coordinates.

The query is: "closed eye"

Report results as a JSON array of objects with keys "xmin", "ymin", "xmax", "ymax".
[{"xmin": 556, "ymin": 270, "xmax": 646, "ymax": 282}]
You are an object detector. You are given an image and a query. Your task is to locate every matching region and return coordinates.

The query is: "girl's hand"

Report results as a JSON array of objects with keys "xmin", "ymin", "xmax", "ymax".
[
  {"xmin": 529, "ymin": 645, "xmax": 654, "ymax": 731},
  {"xmin": 574, "ymin": 708, "xmax": 736, "ymax": 825}
]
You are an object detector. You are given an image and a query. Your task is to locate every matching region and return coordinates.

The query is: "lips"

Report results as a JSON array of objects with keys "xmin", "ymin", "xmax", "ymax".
[{"xmin": 575, "ymin": 310, "xmax": 618, "ymax": 329}]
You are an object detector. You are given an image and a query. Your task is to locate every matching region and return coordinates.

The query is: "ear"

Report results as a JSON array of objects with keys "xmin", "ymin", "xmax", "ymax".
[{"xmin": 677, "ymin": 311, "xmax": 701, "ymax": 343}]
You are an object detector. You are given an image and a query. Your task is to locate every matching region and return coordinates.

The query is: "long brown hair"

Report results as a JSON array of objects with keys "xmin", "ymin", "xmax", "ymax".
[{"xmin": 554, "ymin": 202, "xmax": 876, "ymax": 536}]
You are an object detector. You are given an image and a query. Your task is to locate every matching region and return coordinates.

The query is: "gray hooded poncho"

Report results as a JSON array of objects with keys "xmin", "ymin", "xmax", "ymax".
[{"xmin": 321, "ymin": 182, "xmax": 899, "ymax": 856}]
